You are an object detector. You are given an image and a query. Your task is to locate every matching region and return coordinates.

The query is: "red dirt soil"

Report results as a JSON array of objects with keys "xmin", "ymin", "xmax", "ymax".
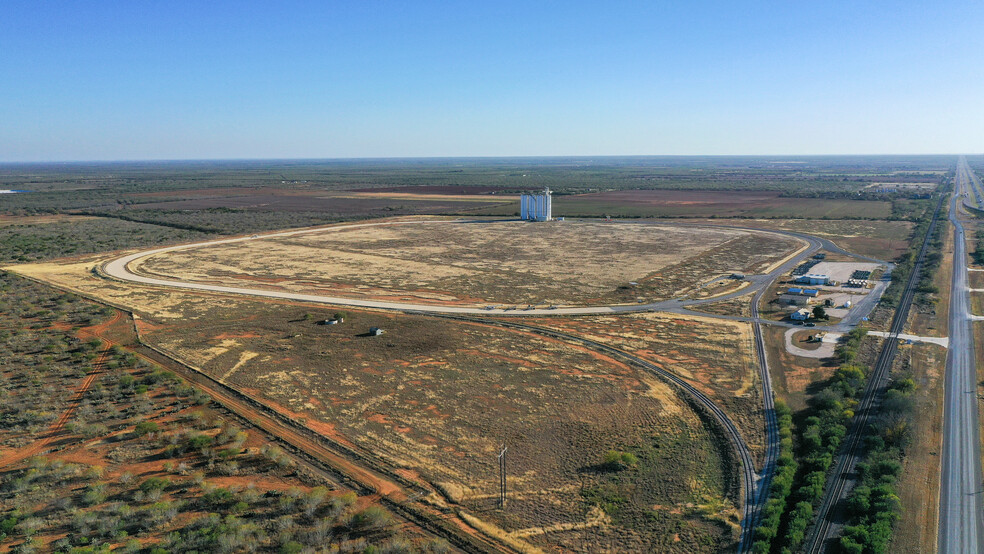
[{"xmin": 0, "ymin": 310, "xmax": 123, "ymax": 469}]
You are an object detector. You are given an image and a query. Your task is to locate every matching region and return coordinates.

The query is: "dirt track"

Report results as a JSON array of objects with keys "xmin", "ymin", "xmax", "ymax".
[{"xmin": 0, "ymin": 310, "xmax": 121, "ymax": 469}]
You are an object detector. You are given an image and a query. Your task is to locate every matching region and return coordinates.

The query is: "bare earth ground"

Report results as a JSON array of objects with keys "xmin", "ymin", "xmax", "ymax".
[
  {"xmin": 687, "ymin": 295, "xmax": 754, "ymax": 318},
  {"xmin": 7, "ymin": 255, "xmax": 739, "ymax": 552},
  {"xmin": 130, "ymin": 219, "xmax": 801, "ymax": 307},
  {"xmin": 0, "ymin": 214, "xmax": 99, "ymax": 226}
]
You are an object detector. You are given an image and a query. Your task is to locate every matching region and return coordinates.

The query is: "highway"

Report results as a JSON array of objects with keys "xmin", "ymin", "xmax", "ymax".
[{"xmin": 938, "ymin": 157, "xmax": 984, "ymax": 554}]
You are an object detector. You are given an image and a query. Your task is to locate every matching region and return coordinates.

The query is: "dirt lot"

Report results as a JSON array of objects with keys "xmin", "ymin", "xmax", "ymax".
[
  {"xmin": 807, "ymin": 261, "xmax": 881, "ymax": 283},
  {"xmin": 7, "ymin": 255, "xmax": 739, "ymax": 552},
  {"xmin": 131, "ymin": 219, "xmax": 802, "ymax": 307}
]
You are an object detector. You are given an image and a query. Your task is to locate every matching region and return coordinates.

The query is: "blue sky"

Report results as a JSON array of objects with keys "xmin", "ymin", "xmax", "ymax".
[{"xmin": 2, "ymin": 1, "xmax": 982, "ymax": 161}]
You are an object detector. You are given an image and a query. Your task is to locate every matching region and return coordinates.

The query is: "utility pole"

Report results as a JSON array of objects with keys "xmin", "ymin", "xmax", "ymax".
[{"xmin": 497, "ymin": 445, "xmax": 507, "ymax": 509}]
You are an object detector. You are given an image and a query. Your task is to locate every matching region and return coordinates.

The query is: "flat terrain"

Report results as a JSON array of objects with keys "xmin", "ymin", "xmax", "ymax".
[
  {"xmin": 131, "ymin": 219, "xmax": 801, "ymax": 307},
  {"xmin": 517, "ymin": 314, "xmax": 765, "ymax": 464},
  {"xmin": 125, "ymin": 189, "xmax": 511, "ymax": 215},
  {"xmin": 891, "ymin": 342, "xmax": 946, "ymax": 553},
  {"xmin": 148, "ymin": 305, "xmax": 737, "ymax": 552},
  {"xmin": 473, "ymin": 190, "xmax": 894, "ymax": 219},
  {"xmin": 8, "ymin": 253, "xmax": 741, "ymax": 552},
  {"xmin": 694, "ymin": 218, "xmax": 915, "ymax": 261},
  {"xmin": 0, "ymin": 273, "xmax": 434, "ymax": 553}
]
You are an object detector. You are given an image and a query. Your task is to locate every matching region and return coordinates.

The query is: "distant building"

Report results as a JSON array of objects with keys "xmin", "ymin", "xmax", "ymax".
[
  {"xmin": 520, "ymin": 188, "xmax": 552, "ymax": 221},
  {"xmin": 785, "ymin": 287, "xmax": 819, "ymax": 297},
  {"xmin": 796, "ymin": 273, "xmax": 829, "ymax": 286},
  {"xmin": 780, "ymin": 294, "xmax": 812, "ymax": 306},
  {"xmin": 791, "ymin": 308, "xmax": 812, "ymax": 321}
]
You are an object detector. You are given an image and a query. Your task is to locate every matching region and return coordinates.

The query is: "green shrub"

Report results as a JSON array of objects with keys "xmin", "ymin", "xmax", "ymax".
[
  {"xmin": 134, "ymin": 420, "xmax": 159, "ymax": 436},
  {"xmin": 139, "ymin": 477, "xmax": 170, "ymax": 494},
  {"xmin": 601, "ymin": 450, "xmax": 638, "ymax": 471}
]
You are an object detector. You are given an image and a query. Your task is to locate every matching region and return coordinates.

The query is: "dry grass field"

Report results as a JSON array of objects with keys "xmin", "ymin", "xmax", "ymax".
[
  {"xmin": 472, "ymin": 190, "xmax": 894, "ymax": 219},
  {"xmin": 890, "ymin": 342, "xmax": 946, "ymax": 553},
  {"xmin": 687, "ymin": 296, "xmax": 754, "ymax": 318},
  {"xmin": 518, "ymin": 313, "xmax": 765, "ymax": 464},
  {"xmin": 7, "ymin": 255, "xmax": 741, "ymax": 552},
  {"xmin": 695, "ymin": 218, "xmax": 915, "ymax": 261},
  {"xmin": 0, "ymin": 214, "xmax": 99, "ymax": 227},
  {"xmin": 131, "ymin": 219, "xmax": 802, "ymax": 307},
  {"xmin": 147, "ymin": 306, "xmax": 738, "ymax": 552}
]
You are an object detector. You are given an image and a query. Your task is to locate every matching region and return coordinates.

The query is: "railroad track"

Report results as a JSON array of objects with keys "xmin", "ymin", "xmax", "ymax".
[
  {"xmin": 738, "ymin": 282, "xmax": 780, "ymax": 552},
  {"xmin": 9, "ymin": 277, "xmax": 515, "ymax": 553},
  {"xmin": 804, "ymin": 188, "xmax": 946, "ymax": 553},
  {"xmin": 420, "ymin": 312, "xmax": 758, "ymax": 549},
  {"xmin": 131, "ymin": 341, "xmax": 512, "ymax": 554}
]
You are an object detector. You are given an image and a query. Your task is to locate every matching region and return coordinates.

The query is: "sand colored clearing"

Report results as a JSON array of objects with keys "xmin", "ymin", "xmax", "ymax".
[
  {"xmin": 132, "ymin": 220, "xmax": 800, "ymax": 306},
  {"xmin": 6, "ymin": 253, "xmax": 258, "ymax": 321},
  {"xmin": 0, "ymin": 214, "xmax": 98, "ymax": 226},
  {"xmin": 326, "ymin": 191, "xmax": 519, "ymax": 202}
]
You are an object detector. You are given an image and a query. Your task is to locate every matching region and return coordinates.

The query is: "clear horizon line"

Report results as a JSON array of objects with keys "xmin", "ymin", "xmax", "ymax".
[{"xmin": 0, "ymin": 152, "xmax": 979, "ymax": 165}]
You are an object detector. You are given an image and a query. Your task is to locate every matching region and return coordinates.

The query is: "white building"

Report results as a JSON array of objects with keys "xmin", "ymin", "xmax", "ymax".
[
  {"xmin": 520, "ymin": 188, "xmax": 552, "ymax": 221},
  {"xmin": 791, "ymin": 308, "xmax": 812, "ymax": 321},
  {"xmin": 796, "ymin": 273, "xmax": 829, "ymax": 286}
]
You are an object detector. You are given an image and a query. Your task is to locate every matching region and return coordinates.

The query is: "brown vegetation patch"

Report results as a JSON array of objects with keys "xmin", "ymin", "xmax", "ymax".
[
  {"xmin": 131, "ymin": 220, "xmax": 801, "ymax": 306},
  {"xmin": 518, "ymin": 312, "xmax": 764, "ymax": 464},
  {"xmin": 123, "ymin": 298, "xmax": 737, "ymax": 551}
]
